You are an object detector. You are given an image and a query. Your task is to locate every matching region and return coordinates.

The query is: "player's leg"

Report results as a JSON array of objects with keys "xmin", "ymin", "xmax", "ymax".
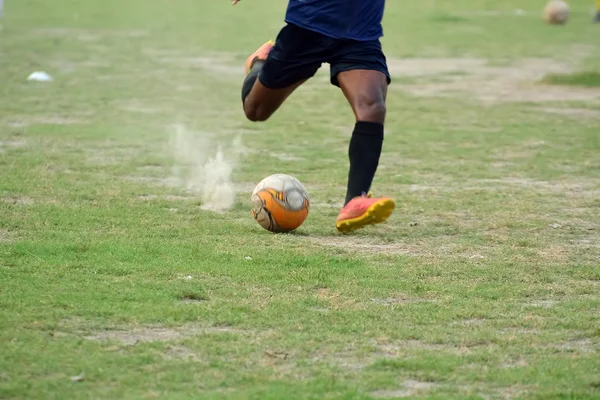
[
  {"xmin": 243, "ymin": 74, "xmax": 307, "ymax": 122},
  {"xmin": 330, "ymin": 40, "xmax": 395, "ymax": 233},
  {"xmin": 242, "ymin": 41, "xmax": 306, "ymax": 122},
  {"xmin": 241, "ymin": 25, "xmax": 324, "ymax": 122},
  {"xmin": 595, "ymin": 0, "xmax": 600, "ymax": 22},
  {"xmin": 338, "ymin": 68, "xmax": 388, "ymax": 202}
]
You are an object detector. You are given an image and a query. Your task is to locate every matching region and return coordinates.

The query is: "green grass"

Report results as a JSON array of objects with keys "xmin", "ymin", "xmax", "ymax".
[
  {"xmin": 1, "ymin": 0, "xmax": 600, "ymax": 399},
  {"xmin": 542, "ymin": 71, "xmax": 600, "ymax": 87}
]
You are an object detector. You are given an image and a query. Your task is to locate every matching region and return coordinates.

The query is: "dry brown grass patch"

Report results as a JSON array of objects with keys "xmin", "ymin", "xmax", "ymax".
[
  {"xmin": 388, "ymin": 57, "xmax": 600, "ymax": 104},
  {"xmin": 536, "ymin": 107, "xmax": 600, "ymax": 120},
  {"xmin": 2, "ymin": 195, "xmax": 34, "ymax": 205},
  {"xmin": 371, "ymin": 380, "xmax": 438, "ymax": 398},
  {"xmin": 84, "ymin": 324, "xmax": 248, "ymax": 346},
  {"xmin": 144, "ymin": 49, "xmax": 241, "ymax": 77},
  {"xmin": 316, "ymin": 288, "xmax": 362, "ymax": 311},
  {"xmin": 0, "ymin": 228, "xmax": 14, "ymax": 243},
  {"xmin": 5, "ymin": 116, "xmax": 87, "ymax": 127},
  {"xmin": 307, "ymin": 235, "xmax": 418, "ymax": 256}
]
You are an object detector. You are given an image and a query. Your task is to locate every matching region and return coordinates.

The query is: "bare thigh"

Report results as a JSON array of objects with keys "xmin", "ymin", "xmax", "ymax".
[{"xmin": 243, "ymin": 78, "xmax": 307, "ymax": 122}]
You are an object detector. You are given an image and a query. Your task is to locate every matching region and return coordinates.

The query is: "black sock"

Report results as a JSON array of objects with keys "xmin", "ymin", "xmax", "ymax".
[
  {"xmin": 344, "ymin": 121, "xmax": 384, "ymax": 205},
  {"xmin": 241, "ymin": 60, "xmax": 264, "ymax": 103}
]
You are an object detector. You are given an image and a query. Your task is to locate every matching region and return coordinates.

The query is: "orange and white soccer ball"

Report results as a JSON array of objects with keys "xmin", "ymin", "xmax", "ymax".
[{"xmin": 251, "ymin": 174, "xmax": 310, "ymax": 233}]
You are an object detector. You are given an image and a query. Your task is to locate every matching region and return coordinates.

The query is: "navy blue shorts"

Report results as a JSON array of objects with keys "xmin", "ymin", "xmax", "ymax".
[{"xmin": 259, "ymin": 23, "xmax": 391, "ymax": 89}]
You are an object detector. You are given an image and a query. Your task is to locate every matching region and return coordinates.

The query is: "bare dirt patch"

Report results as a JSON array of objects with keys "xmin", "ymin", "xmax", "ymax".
[
  {"xmin": 392, "ymin": 176, "xmax": 600, "ymax": 199},
  {"xmin": 553, "ymin": 338, "xmax": 599, "ymax": 353},
  {"xmin": 371, "ymin": 380, "xmax": 438, "ymax": 399},
  {"xmin": 136, "ymin": 194, "xmax": 195, "ymax": 201},
  {"xmin": 123, "ymin": 175, "xmax": 182, "ymax": 188},
  {"xmin": 310, "ymin": 338, "xmax": 483, "ymax": 374},
  {"xmin": 536, "ymin": 107, "xmax": 600, "ymax": 120},
  {"xmin": 0, "ymin": 139, "xmax": 27, "ymax": 152},
  {"xmin": 5, "ymin": 116, "xmax": 88, "ymax": 127},
  {"xmin": 456, "ymin": 383, "xmax": 532, "ymax": 400},
  {"xmin": 0, "ymin": 228, "xmax": 14, "ymax": 243},
  {"xmin": 48, "ymin": 59, "xmax": 110, "ymax": 73},
  {"xmin": 32, "ymin": 28, "xmax": 149, "ymax": 39},
  {"xmin": 144, "ymin": 49, "xmax": 241, "ymax": 77},
  {"xmin": 126, "ymin": 176, "xmax": 258, "ymax": 196},
  {"xmin": 255, "ymin": 351, "xmax": 306, "ymax": 380},
  {"xmin": 500, "ymin": 357, "xmax": 529, "ymax": 369},
  {"xmin": 117, "ymin": 100, "xmax": 159, "ymax": 114},
  {"xmin": 388, "ymin": 57, "xmax": 485, "ymax": 77},
  {"xmin": 457, "ymin": 9, "xmax": 530, "ymax": 17},
  {"xmin": 499, "ymin": 328, "xmax": 543, "ymax": 338},
  {"xmin": 316, "ymin": 288, "xmax": 361, "ymax": 311},
  {"xmin": 310, "ymin": 348, "xmax": 376, "ymax": 370},
  {"xmin": 163, "ymin": 341, "xmax": 301, "ymax": 378},
  {"xmin": 524, "ymin": 300, "xmax": 556, "ymax": 309},
  {"xmin": 163, "ymin": 345, "xmax": 203, "ymax": 362},
  {"xmin": 477, "ymin": 177, "xmax": 600, "ymax": 198},
  {"xmin": 307, "ymin": 235, "xmax": 418, "ymax": 256},
  {"xmin": 84, "ymin": 324, "xmax": 247, "ymax": 346},
  {"xmin": 570, "ymin": 236, "xmax": 600, "ymax": 249},
  {"xmin": 306, "ymin": 232, "xmax": 494, "ymax": 260},
  {"xmin": 372, "ymin": 296, "xmax": 437, "ymax": 306},
  {"xmin": 496, "ymin": 386, "xmax": 529, "ymax": 400},
  {"xmin": 376, "ymin": 340, "xmax": 479, "ymax": 356},
  {"xmin": 271, "ymin": 153, "xmax": 306, "ymax": 162},
  {"xmin": 2, "ymin": 195, "xmax": 34, "ymax": 205},
  {"xmin": 450, "ymin": 318, "xmax": 487, "ymax": 327},
  {"xmin": 389, "ymin": 57, "xmax": 600, "ymax": 104},
  {"xmin": 137, "ymin": 165, "xmax": 165, "ymax": 173}
]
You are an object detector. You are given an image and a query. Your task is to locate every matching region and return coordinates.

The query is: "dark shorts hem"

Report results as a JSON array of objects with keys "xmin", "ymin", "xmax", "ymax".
[
  {"xmin": 258, "ymin": 23, "xmax": 390, "ymax": 90},
  {"xmin": 329, "ymin": 65, "xmax": 392, "ymax": 87},
  {"xmin": 258, "ymin": 65, "xmax": 320, "ymax": 90}
]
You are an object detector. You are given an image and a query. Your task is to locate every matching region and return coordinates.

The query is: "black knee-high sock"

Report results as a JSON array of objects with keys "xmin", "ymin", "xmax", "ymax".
[
  {"xmin": 344, "ymin": 121, "xmax": 384, "ymax": 205},
  {"xmin": 241, "ymin": 60, "xmax": 264, "ymax": 103}
]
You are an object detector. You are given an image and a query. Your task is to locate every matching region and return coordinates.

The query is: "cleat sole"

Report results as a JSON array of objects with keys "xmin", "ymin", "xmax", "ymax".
[{"xmin": 335, "ymin": 198, "xmax": 395, "ymax": 234}]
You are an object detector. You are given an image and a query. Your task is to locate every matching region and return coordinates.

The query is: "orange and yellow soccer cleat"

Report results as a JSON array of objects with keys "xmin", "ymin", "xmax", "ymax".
[
  {"xmin": 335, "ymin": 193, "xmax": 395, "ymax": 233},
  {"xmin": 245, "ymin": 40, "xmax": 275, "ymax": 75}
]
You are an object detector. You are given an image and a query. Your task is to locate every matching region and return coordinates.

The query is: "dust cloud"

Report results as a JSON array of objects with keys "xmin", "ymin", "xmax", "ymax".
[{"xmin": 169, "ymin": 124, "xmax": 245, "ymax": 213}]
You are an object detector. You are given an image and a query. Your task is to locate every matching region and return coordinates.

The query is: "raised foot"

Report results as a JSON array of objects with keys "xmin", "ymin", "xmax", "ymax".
[{"xmin": 245, "ymin": 40, "xmax": 275, "ymax": 75}]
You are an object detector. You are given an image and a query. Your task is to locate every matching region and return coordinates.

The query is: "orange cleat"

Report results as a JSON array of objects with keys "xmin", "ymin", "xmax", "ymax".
[
  {"xmin": 245, "ymin": 40, "xmax": 275, "ymax": 75},
  {"xmin": 336, "ymin": 192, "xmax": 395, "ymax": 234}
]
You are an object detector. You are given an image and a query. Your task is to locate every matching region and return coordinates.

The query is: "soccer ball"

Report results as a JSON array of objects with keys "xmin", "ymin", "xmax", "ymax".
[
  {"xmin": 251, "ymin": 174, "xmax": 310, "ymax": 233},
  {"xmin": 543, "ymin": 0, "xmax": 569, "ymax": 24}
]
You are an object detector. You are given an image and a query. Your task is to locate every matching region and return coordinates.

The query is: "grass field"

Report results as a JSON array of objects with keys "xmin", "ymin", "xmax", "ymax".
[{"xmin": 1, "ymin": 0, "xmax": 600, "ymax": 399}]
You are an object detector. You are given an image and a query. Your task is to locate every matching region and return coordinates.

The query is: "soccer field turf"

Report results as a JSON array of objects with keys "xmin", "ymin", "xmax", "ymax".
[{"xmin": 1, "ymin": 0, "xmax": 599, "ymax": 399}]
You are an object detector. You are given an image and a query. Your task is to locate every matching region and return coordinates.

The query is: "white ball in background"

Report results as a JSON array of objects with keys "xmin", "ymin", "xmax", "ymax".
[{"xmin": 543, "ymin": 0, "xmax": 570, "ymax": 24}]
